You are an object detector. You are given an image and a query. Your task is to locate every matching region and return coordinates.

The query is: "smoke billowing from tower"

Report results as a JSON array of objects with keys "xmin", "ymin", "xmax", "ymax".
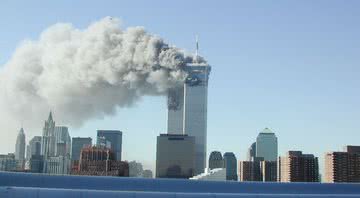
[{"xmin": 0, "ymin": 17, "xmax": 205, "ymax": 128}]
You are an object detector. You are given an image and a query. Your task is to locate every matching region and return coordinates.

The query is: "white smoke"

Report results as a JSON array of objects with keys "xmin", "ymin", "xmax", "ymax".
[{"xmin": 0, "ymin": 17, "xmax": 204, "ymax": 129}]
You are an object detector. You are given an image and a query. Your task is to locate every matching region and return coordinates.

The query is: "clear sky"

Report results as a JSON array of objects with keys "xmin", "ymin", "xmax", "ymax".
[{"xmin": 1, "ymin": 0, "xmax": 359, "ymax": 173}]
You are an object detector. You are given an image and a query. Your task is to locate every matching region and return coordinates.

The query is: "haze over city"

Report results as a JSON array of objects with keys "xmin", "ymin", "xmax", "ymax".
[{"xmin": 1, "ymin": 0, "xmax": 359, "ymax": 174}]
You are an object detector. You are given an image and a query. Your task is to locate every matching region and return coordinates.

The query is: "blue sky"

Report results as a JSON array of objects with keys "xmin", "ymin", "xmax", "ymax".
[{"xmin": 1, "ymin": 0, "xmax": 359, "ymax": 172}]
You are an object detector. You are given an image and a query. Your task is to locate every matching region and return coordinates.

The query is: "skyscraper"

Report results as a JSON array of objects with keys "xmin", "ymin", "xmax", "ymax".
[
  {"xmin": 324, "ymin": 145, "xmax": 360, "ymax": 183},
  {"xmin": 278, "ymin": 151, "xmax": 319, "ymax": 182},
  {"xmin": 71, "ymin": 137, "xmax": 92, "ymax": 161},
  {"xmin": 54, "ymin": 126, "xmax": 71, "ymax": 157},
  {"xmin": 27, "ymin": 136, "xmax": 42, "ymax": 158},
  {"xmin": 156, "ymin": 134, "xmax": 195, "ymax": 179},
  {"xmin": 247, "ymin": 142, "xmax": 256, "ymax": 161},
  {"xmin": 41, "ymin": 112, "xmax": 56, "ymax": 158},
  {"xmin": 15, "ymin": 128, "xmax": 26, "ymax": 161},
  {"xmin": 256, "ymin": 128, "xmax": 278, "ymax": 161},
  {"xmin": 167, "ymin": 42, "xmax": 211, "ymax": 175},
  {"xmin": 97, "ymin": 130, "xmax": 122, "ymax": 161},
  {"xmin": 223, "ymin": 152, "xmax": 238, "ymax": 181},
  {"xmin": 208, "ymin": 151, "xmax": 224, "ymax": 170}
]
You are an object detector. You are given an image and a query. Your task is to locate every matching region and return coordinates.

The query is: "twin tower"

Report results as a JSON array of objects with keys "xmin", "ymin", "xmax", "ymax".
[{"xmin": 167, "ymin": 59, "xmax": 211, "ymax": 175}]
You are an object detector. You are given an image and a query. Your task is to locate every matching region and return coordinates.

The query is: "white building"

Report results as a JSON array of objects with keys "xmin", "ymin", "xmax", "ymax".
[
  {"xmin": 190, "ymin": 168, "xmax": 226, "ymax": 181},
  {"xmin": 46, "ymin": 156, "xmax": 70, "ymax": 175},
  {"xmin": 256, "ymin": 128, "xmax": 278, "ymax": 161},
  {"xmin": 15, "ymin": 128, "xmax": 26, "ymax": 161},
  {"xmin": 167, "ymin": 40, "xmax": 211, "ymax": 175}
]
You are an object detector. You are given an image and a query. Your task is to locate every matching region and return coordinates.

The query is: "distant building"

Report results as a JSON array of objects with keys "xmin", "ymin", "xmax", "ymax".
[
  {"xmin": 71, "ymin": 137, "xmax": 92, "ymax": 161},
  {"xmin": 27, "ymin": 136, "xmax": 42, "ymax": 160},
  {"xmin": 256, "ymin": 128, "xmax": 278, "ymax": 161},
  {"xmin": 260, "ymin": 160, "xmax": 277, "ymax": 182},
  {"xmin": 247, "ymin": 142, "xmax": 256, "ymax": 161},
  {"xmin": 41, "ymin": 112, "xmax": 56, "ymax": 159},
  {"xmin": 223, "ymin": 152, "xmax": 238, "ymax": 181},
  {"xmin": 29, "ymin": 155, "xmax": 44, "ymax": 173},
  {"xmin": 97, "ymin": 130, "xmax": 122, "ymax": 161},
  {"xmin": 239, "ymin": 160, "xmax": 261, "ymax": 182},
  {"xmin": 208, "ymin": 151, "xmax": 223, "ymax": 170},
  {"xmin": 15, "ymin": 128, "xmax": 26, "ymax": 170},
  {"xmin": 278, "ymin": 151, "xmax": 319, "ymax": 182},
  {"xmin": 54, "ymin": 126, "xmax": 71, "ymax": 157},
  {"xmin": 191, "ymin": 168, "xmax": 227, "ymax": 181},
  {"xmin": 325, "ymin": 145, "xmax": 360, "ymax": 183},
  {"xmin": 142, "ymin": 169, "xmax": 153, "ymax": 178},
  {"xmin": 156, "ymin": 134, "xmax": 195, "ymax": 179},
  {"xmin": 45, "ymin": 156, "xmax": 70, "ymax": 175},
  {"xmin": 128, "ymin": 161, "xmax": 143, "ymax": 177},
  {"xmin": 0, "ymin": 153, "xmax": 17, "ymax": 171},
  {"xmin": 71, "ymin": 146, "xmax": 129, "ymax": 177}
]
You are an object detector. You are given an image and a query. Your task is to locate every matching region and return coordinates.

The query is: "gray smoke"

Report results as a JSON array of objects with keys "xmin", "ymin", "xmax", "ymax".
[{"xmin": 0, "ymin": 17, "xmax": 205, "ymax": 128}]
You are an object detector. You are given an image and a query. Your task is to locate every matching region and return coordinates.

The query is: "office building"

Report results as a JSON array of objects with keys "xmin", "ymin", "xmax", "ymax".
[
  {"xmin": 0, "ymin": 153, "xmax": 17, "ymax": 171},
  {"xmin": 247, "ymin": 142, "xmax": 256, "ymax": 161},
  {"xmin": 325, "ymin": 145, "xmax": 360, "ymax": 183},
  {"xmin": 278, "ymin": 151, "xmax": 319, "ymax": 182},
  {"xmin": 71, "ymin": 137, "xmax": 92, "ymax": 161},
  {"xmin": 208, "ymin": 151, "xmax": 224, "ymax": 170},
  {"xmin": 142, "ymin": 169, "xmax": 153, "ymax": 178},
  {"xmin": 223, "ymin": 152, "xmax": 238, "ymax": 181},
  {"xmin": 27, "ymin": 136, "xmax": 42, "ymax": 159},
  {"xmin": 45, "ymin": 156, "xmax": 70, "ymax": 175},
  {"xmin": 260, "ymin": 160, "xmax": 277, "ymax": 182},
  {"xmin": 15, "ymin": 128, "xmax": 26, "ymax": 161},
  {"xmin": 29, "ymin": 155, "xmax": 44, "ymax": 173},
  {"xmin": 41, "ymin": 112, "xmax": 56, "ymax": 159},
  {"xmin": 128, "ymin": 161, "xmax": 143, "ymax": 177},
  {"xmin": 97, "ymin": 130, "xmax": 122, "ymax": 161},
  {"xmin": 156, "ymin": 134, "xmax": 195, "ymax": 178},
  {"xmin": 256, "ymin": 128, "xmax": 278, "ymax": 161},
  {"xmin": 167, "ymin": 43, "xmax": 211, "ymax": 175},
  {"xmin": 72, "ymin": 146, "xmax": 129, "ymax": 177},
  {"xmin": 54, "ymin": 126, "xmax": 71, "ymax": 157}
]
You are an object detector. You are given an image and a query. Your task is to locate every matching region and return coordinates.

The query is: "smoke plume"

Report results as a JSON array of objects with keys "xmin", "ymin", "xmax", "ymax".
[{"xmin": 0, "ymin": 17, "xmax": 204, "ymax": 128}]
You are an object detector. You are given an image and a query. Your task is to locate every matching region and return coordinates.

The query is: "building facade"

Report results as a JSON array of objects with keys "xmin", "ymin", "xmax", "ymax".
[
  {"xmin": 247, "ymin": 142, "xmax": 256, "ymax": 161},
  {"xmin": 45, "ymin": 156, "xmax": 70, "ymax": 175},
  {"xmin": 71, "ymin": 146, "xmax": 129, "ymax": 177},
  {"xmin": 223, "ymin": 152, "xmax": 238, "ymax": 181},
  {"xmin": 27, "ymin": 136, "xmax": 42, "ymax": 159},
  {"xmin": 71, "ymin": 137, "xmax": 92, "ymax": 161},
  {"xmin": 256, "ymin": 128, "xmax": 278, "ymax": 161},
  {"xmin": 278, "ymin": 151, "xmax": 319, "ymax": 182},
  {"xmin": 208, "ymin": 151, "xmax": 224, "ymax": 170},
  {"xmin": 54, "ymin": 126, "xmax": 71, "ymax": 157},
  {"xmin": 0, "ymin": 153, "xmax": 17, "ymax": 171},
  {"xmin": 324, "ymin": 145, "xmax": 360, "ymax": 183},
  {"xmin": 15, "ymin": 128, "xmax": 26, "ymax": 161},
  {"xmin": 167, "ymin": 57, "xmax": 211, "ymax": 175},
  {"xmin": 261, "ymin": 160, "xmax": 277, "ymax": 182},
  {"xmin": 156, "ymin": 134, "xmax": 195, "ymax": 178},
  {"xmin": 97, "ymin": 130, "xmax": 122, "ymax": 161},
  {"xmin": 41, "ymin": 112, "xmax": 56, "ymax": 173}
]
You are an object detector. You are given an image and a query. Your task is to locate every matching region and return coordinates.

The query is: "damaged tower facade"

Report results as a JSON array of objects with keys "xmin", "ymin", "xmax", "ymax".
[{"xmin": 167, "ymin": 42, "xmax": 211, "ymax": 175}]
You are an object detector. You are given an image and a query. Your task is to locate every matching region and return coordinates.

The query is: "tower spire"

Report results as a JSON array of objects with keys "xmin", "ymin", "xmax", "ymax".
[{"xmin": 195, "ymin": 35, "xmax": 199, "ymax": 63}]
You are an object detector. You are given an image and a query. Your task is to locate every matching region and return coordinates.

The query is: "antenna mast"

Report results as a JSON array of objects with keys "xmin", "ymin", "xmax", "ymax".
[{"xmin": 195, "ymin": 35, "xmax": 199, "ymax": 63}]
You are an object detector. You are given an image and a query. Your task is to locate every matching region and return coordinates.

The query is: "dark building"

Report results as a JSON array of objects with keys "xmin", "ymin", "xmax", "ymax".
[
  {"xmin": 97, "ymin": 130, "xmax": 122, "ymax": 161},
  {"xmin": 29, "ymin": 155, "xmax": 44, "ymax": 173},
  {"xmin": 325, "ymin": 145, "xmax": 360, "ymax": 183},
  {"xmin": 261, "ymin": 160, "xmax": 277, "ymax": 182},
  {"xmin": 247, "ymin": 142, "xmax": 256, "ymax": 161},
  {"xmin": 278, "ymin": 151, "xmax": 319, "ymax": 182},
  {"xmin": 156, "ymin": 134, "xmax": 195, "ymax": 179},
  {"xmin": 223, "ymin": 152, "xmax": 238, "ymax": 181},
  {"xmin": 239, "ymin": 157, "xmax": 264, "ymax": 182},
  {"xmin": 71, "ymin": 146, "xmax": 128, "ymax": 177},
  {"xmin": 71, "ymin": 137, "xmax": 92, "ymax": 161},
  {"xmin": 208, "ymin": 151, "xmax": 224, "ymax": 170}
]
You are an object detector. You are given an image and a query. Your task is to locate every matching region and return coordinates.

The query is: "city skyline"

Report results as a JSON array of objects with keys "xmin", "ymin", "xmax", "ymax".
[{"xmin": 1, "ymin": 1, "xmax": 360, "ymax": 173}]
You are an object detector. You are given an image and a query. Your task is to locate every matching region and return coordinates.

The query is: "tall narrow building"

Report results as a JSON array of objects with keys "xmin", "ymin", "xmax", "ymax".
[
  {"xmin": 41, "ymin": 112, "xmax": 56, "ymax": 172},
  {"xmin": 223, "ymin": 152, "xmax": 238, "ymax": 181},
  {"xmin": 256, "ymin": 128, "xmax": 278, "ymax": 161},
  {"xmin": 167, "ymin": 39, "xmax": 211, "ymax": 175},
  {"xmin": 15, "ymin": 128, "xmax": 26, "ymax": 161}
]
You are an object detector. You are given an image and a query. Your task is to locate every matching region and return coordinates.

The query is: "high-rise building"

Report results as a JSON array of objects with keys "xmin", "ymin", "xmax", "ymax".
[
  {"xmin": 0, "ymin": 153, "xmax": 17, "ymax": 171},
  {"xmin": 27, "ymin": 136, "xmax": 42, "ymax": 159},
  {"xmin": 128, "ymin": 161, "xmax": 143, "ymax": 177},
  {"xmin": 45, "ymin": 156, "xmax": 70, "ymax": 175},
  {"xmin": 223, "ymin": 152, "xmax": 238, "ymax": 181},
  {"xmin": 167, "ymin": 43, "xmax": 211, "ymax": 175},
  {"xmin": 260, "ymin": 160, "xmax": 277, "ymax": 182},
  {"xmin": 54, "ymin": 126, "xmax": 71, "ymax": 157},
  {"xmin": 41, "ymin": 112, "xmax": 56, "ymax": 159},
  {"xmin": 208, "ymin": 151, "xmax": 224, "ymax": 170},
  {"xmin": 15, "ymin": 128, "xmax": 26, "ymax": 169},
  {"xmin": 256, "ymin": 128, "xmax": 278, "ymax": 161},
  {"xmin": 324, "ymin": 145, "xmax": 360, "ymax": 183},
  {"xmin": 239, "ymin": 157, "xmax": 263, "ymax": 182},
  {"xmin": 278, "ymin": 151, "xmax": 319, "ymax": 182},
  {"xmin": 29, "ymin": 155, "xmax": 44, "ymax": 173},
  {"xmin": 97, "ymin": 130, "xmax": 122, "ymax": 161},
  {"xmin": 71, "ymin": 146, "xmax": 129, "ymax": 177},
  {"xmin": 71, "ymin": 137, "xmax": 92, "ymax": 161},
  {"xmin": 247, "ymin": 142, "xmax": 256, "ymax": 161},
  {"xmin": 156, "ymin": 134, "xmax": 195, "ymax": 179}
]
